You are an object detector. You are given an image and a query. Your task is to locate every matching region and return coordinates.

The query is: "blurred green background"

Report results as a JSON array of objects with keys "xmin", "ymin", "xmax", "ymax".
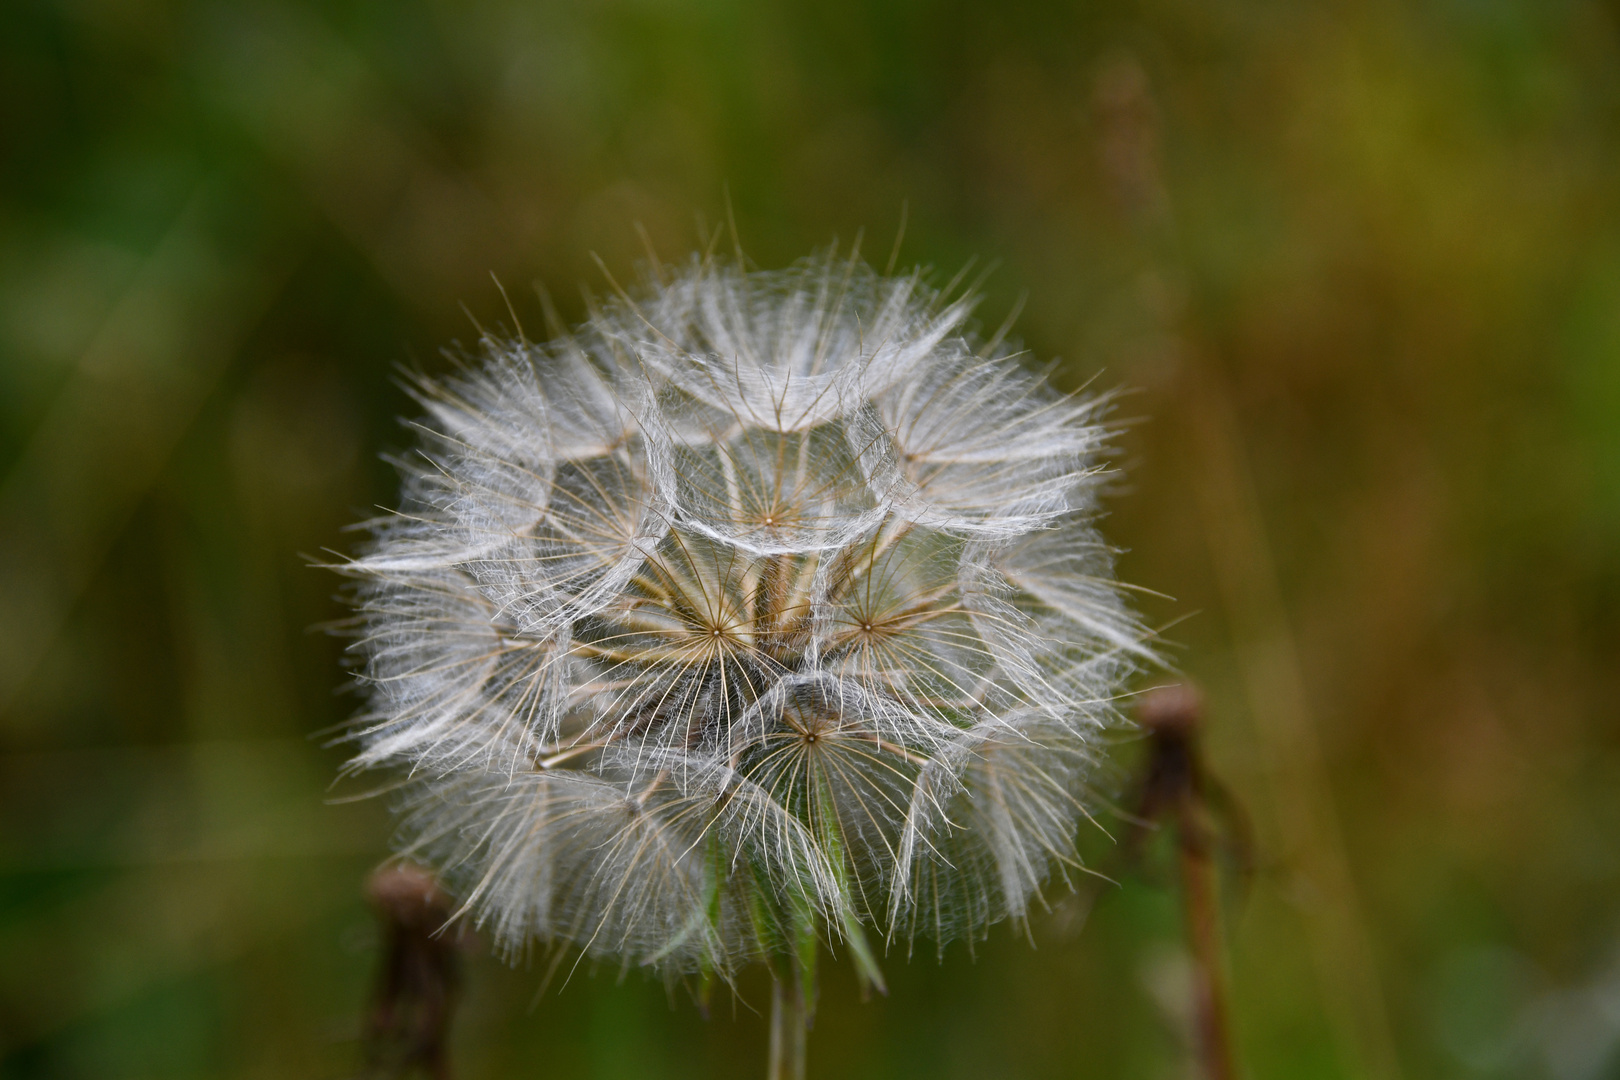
[{"xmin": 3, "ymin": 0, "xmax": 1618, "ymax": 1077}]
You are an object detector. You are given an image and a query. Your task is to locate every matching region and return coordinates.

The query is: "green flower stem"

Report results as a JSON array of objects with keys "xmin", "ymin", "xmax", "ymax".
[{"xmin": 768, "ymin": 970, "xmax": 809, "ymax": 1080}]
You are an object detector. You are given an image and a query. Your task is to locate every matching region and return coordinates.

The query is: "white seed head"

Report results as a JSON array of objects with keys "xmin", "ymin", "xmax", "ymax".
[{"xmin": 338, "ymin": 250, "xmax": 1149, "ymax": 980}]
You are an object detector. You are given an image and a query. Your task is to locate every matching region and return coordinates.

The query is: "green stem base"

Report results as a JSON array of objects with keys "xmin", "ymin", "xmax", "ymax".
[{"xmin": 767, "ymin": 976, "xmax": 808, "ymax": 1080}]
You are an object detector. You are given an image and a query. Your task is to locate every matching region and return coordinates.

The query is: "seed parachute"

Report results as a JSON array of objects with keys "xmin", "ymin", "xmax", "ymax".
[{"xmin": 336, "ymin": 249, "xmax": 1149, "ymax": 988}]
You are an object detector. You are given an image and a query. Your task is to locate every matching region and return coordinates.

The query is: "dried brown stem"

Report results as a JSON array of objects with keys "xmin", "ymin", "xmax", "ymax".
[
  {"xmin": 1178, "ymin": 794, "xmax": 1237, "ymax": 1080},
  {"xmin": 1137, "ymin": 684, "xmax": 1240, "ymax": 1080},
  {"xmin": 362, "ymin": 864, "xmax": 464, "ymax": 1080}
]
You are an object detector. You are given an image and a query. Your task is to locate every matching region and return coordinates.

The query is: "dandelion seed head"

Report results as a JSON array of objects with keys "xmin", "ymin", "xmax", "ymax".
[{"xmin": 338, "ymin": 249, "xmax": 1148, "ymax": 980}]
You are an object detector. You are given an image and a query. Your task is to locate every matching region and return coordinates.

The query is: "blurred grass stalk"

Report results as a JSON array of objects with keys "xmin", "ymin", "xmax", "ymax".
[
  {"xmin": 1098, "ymin": 51, "xmax": 1405, "ymax": 1079},
  {"xmin": 1185, "ymin": 367, "xmax": 1404, "ymax": 1080},
  {"xmin": 0, "ymin": 181, "xmax": 301, "ymax": 717}
]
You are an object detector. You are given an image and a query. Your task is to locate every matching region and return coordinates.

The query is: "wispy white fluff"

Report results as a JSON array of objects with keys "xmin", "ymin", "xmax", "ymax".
[{"xmin": 336, "ymin": 249, "xmax": 1147, "ymax": 982}]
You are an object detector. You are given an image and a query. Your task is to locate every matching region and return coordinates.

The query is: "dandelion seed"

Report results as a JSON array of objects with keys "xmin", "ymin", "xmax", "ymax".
[{"xmin": 335, "ymin": 247, "xmax": 1149, "ymax": 1072}]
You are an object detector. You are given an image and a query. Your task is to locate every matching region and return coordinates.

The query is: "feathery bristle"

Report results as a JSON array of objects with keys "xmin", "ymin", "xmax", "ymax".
[{"xmin": 337, "ymin": 249, "xmax": 1148, "ymax": 980}]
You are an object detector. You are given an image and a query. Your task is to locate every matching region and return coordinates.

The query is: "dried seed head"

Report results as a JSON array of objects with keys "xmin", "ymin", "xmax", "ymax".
[{"xmin": 337, "ymin": 249, "xmax": 1149, "ymax": 980}]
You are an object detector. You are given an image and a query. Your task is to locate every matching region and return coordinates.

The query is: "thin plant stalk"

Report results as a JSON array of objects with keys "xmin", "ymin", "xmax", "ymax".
[
  {"xmin": 362, "ymin": 864, "xmax": 462, "ymax": 1080},
  {"xmin": 1135, "ymin": 684, "xmax": 1244, "ymax": 1080},
  {"xmin": 1177, "ymin": 789, "xmax": 1236, "ymax": 1080},
  {"xmin": 767, "ymin": 975, "xmax": 808, "ymax": 1080}
]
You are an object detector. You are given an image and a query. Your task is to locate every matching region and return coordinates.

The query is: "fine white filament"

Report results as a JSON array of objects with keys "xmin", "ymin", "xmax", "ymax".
[{"xmin": 339, "ymin": 250, "xmax": 1147, "ymax": 983}]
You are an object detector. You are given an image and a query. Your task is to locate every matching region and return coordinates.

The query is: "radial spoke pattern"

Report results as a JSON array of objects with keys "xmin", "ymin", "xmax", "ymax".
[{"xmin": 337, "ymin": 251, "xmax": 1147, "ymax": 980}]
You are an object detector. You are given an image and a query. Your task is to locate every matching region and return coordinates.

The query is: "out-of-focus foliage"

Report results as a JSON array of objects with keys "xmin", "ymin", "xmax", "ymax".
[{"xmin": 1, "ymin": 1, "xmax": 1616, "ymax": 1078}]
